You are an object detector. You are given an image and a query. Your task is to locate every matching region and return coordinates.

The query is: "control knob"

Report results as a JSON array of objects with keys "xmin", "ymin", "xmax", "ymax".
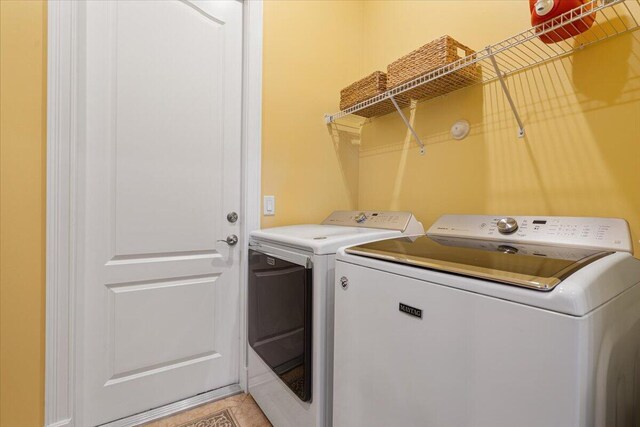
[
  {"xmin": 355, "ymin": 212, "xmax": 367, "ymax": 223},
  {"xmin": 497, "ymin": 217, "xmax": 519, "ymax": 234},
  {"xmin": 497, "ymin": 245, "xmax": 519, "ymax": 254}
]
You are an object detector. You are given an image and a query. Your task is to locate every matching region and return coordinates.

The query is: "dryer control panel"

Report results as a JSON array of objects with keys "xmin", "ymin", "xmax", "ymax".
[
  {"xmin": 427, "ymin": 215, "xmax": 633, "ymax": 253},
  {"xmin": 322, "ymin": 211, "xmax": 424, "ymax": 234}
]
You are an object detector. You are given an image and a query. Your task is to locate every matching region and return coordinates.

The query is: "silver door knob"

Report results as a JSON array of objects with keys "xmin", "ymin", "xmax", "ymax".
[
  {"xmin": 497, "ymin": 217, "xmax": 518, "ymax": 234},
  {"xmin": 218, "ymin": 234, "xmax": 238, "ymax": 246},
  {"xmin": 227, "ymin": 211, "xmax": 238, "ymax": 223}
]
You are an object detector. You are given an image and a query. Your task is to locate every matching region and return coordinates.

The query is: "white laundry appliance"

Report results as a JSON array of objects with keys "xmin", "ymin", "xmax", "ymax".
[
  {"xmin": 247, "ymin": 211, "xmax": 424, "ymax": 427},
  {"xmin": 333, "ymin": 215, "xmax": 640, "ymax": 427}
]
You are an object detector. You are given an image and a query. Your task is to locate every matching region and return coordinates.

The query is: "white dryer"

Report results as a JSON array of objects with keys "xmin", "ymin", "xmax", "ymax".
[
  {"xmin": 247, "ymin": 211, "xmax": 424, "ymax": 427},
  {"xmin": 333, "ymin": 215, "xmax": 640, "ymax": 427}
]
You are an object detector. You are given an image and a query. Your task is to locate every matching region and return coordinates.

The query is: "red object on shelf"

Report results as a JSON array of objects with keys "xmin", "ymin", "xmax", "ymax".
[{"xmin": 529, "ymin": 0, "xmax": 596, "ymax": 44}]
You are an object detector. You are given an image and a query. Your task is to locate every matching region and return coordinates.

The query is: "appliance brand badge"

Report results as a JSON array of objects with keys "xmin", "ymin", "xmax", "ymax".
[
  {"xmin": 267, "ymin": 257, "xmax": 275, "ymax": 266},
  {"xmin": 399, "ymin": 302, "xmax": 422, "ymax": 319}
]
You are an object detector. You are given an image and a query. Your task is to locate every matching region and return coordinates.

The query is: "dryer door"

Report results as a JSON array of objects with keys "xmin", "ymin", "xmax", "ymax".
[{"xmin": 248, "ymin": 247, "xmax": 312, "ymax": 402}]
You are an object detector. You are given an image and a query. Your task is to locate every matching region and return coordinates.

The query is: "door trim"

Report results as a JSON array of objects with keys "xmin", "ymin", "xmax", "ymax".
[
  {"xmin": 239, "ymin": 0, "xmax": 263, "ymax": 396},
  {"xmin": 44, "ymin": 1, "xmax": 263, "ymax": 426}
]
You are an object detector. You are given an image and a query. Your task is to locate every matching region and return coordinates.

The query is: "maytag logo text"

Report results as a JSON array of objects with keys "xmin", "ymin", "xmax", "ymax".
[{"xmin": 399, "ymin": 302, "xmax": 422, "ymax": 319}]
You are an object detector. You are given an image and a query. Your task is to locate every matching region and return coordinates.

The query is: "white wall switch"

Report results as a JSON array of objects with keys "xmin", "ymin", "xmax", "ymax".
[{"xmin": 263, "ymin": 195, "xmax": 275, "ymax": 216}]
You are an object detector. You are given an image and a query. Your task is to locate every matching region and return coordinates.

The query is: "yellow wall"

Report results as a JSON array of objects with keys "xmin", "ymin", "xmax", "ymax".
[
  {"xmin": 261, "ymin": 0, "xmax": 364, "ymax": 227},
  {"xmin": 0, "ymin": 1, "xmax": 47, "ymax": 426},
  {"xmin": 355, "ymin": 1, "xmax": 640, "ymax": 255},
  {"xmin": 262, "ymin": 1, "xmax": 640, "ymax": 254},
  {"xmin": 0, "ymin": 1, "xmax": 638, "ymax": 425}
]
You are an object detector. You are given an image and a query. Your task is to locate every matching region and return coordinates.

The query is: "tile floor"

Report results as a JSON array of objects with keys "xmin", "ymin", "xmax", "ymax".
[{"xmin": 141, "ymin": 393, "xmax": 272, "ymax": 427}]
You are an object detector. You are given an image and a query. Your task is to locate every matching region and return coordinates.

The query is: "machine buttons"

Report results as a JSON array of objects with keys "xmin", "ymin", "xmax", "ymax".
[
  {"xmin": 426, "ymin": 215, "xmax": 632, "ymax": 253},
  {"xmin": 497, "ymin": 217, "xmax": 519, "ymax": 235},
  {"xmin": 355, "ymin": 212, "xmax": 368, "ymax": 223}
]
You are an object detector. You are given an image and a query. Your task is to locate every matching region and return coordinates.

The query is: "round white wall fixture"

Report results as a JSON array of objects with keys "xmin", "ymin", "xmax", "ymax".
[{"xmin": 451, "ymin": 120, "xmax": 470, "ymax": 140}]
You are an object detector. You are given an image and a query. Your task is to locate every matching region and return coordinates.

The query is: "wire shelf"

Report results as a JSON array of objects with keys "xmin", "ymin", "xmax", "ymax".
[{"xmin": 325, "ymin": 0, "xmax": 640, "ymax": 127}]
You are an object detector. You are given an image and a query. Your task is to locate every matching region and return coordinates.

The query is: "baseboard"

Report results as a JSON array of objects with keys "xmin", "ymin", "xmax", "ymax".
[
  {"xmin": 45, "ymin": 419, "xmax": 72, "ymax": 427},
  {"xmin": 99, "ymin": 384, "xmax": 243, "ymax": 427}
]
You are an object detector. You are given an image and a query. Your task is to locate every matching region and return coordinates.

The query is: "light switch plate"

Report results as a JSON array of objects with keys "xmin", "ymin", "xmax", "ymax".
[{"xmin": 263, "ymin": 195, "xmax": 275, "ymax": 216}]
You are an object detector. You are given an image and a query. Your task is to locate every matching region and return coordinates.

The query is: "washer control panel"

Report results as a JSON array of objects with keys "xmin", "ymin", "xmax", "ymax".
[
  {"xmin": 428, "ymin": 215, "xmax": 633, "ymax": 253},
  {"xmin": 322, "ymin": 211, "xmax": 423, "ymax": 233}
]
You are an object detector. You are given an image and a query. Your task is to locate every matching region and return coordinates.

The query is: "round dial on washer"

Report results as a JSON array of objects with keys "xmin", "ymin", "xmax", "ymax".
[
  {"xmin": 497, "ymin": 217, "xmax": 518, "ymax": 234},
  {"xmin": 355, "ymin": 212, "xmax": 367, "ymax": 223}
]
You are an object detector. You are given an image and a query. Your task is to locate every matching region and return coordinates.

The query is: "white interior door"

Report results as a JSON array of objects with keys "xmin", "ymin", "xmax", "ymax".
[{"xmin": 78, "ymin": 1, "xmax": 243, "ymax": 425}]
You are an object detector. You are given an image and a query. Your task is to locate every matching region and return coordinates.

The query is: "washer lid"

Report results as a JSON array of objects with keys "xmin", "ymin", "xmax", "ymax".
[
  {"xmin": 250, "ymin": 225, "xmax": 405, "ymax": 255},
  {"xmin": 345, "ymin": 235, "xmax": 612, "ymax": 291}
]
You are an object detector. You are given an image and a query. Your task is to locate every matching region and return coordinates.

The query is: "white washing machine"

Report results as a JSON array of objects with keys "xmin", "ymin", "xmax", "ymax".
[
  {"xmin": 333, "ymin": 215, "xmax": 640, "ymax": 427},
  {"xmin": 247, "ymin": 211, "xmax": 424, "ymax": 427}
]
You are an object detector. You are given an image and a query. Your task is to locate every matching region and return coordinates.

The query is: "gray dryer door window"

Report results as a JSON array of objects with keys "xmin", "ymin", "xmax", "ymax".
[{"xmin": 248, "ymin": 248, "xmax": 312, "ymax": 401}]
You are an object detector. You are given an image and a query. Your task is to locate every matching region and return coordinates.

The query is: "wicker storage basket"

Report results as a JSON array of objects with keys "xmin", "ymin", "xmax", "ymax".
[
  {"xmin": 340, "ymin": 71, "xmax": 410, "ymax": 118},
  {"xmin": 387, "ymin": 35, "xmax": 481, "ymax": 101}
]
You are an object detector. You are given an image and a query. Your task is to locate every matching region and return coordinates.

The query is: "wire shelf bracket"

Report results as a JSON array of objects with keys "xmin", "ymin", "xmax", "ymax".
[
  {"xmin": 390, "ymin": 96, "xmax": 426, "ymax": 155},
  {"xmin": 487, "ymin": 45, "xmax": 526, "ymax": 138}
]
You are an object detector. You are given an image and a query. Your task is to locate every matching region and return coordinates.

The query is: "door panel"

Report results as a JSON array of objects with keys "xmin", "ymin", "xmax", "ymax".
[
  {"xmin": 80, "ymin": 1, "xmax": 243, "ymax": 425},
  {"xmin": 106, "ymin": 275, "xmax": 219, "ymax": 380},
  {"xmin": 114, "ymin": 0, "xmax": 224, "ymax": 256}
]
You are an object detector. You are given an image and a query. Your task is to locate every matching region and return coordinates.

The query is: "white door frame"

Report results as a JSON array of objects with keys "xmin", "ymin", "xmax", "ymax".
[{"xmin": 44, "ymin": 1, "xmax": 263, "ymax": 426}]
